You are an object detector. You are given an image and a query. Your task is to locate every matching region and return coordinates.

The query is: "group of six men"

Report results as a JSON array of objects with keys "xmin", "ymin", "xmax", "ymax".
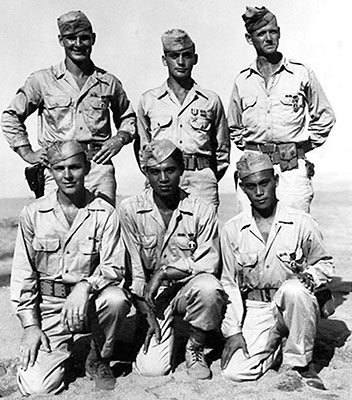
[{"xmin": 2, "ymin": 5, "xmax": 335, "ymax": 395}]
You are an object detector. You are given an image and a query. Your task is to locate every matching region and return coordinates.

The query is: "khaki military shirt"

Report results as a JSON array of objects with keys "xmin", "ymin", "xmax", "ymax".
[
  {"xmin": 11, "ymin": 190, "xmax": 124, "ymax": 328},
  {"xmin": 119, "ymin": 189, "xmax": 220, "ymax": 297},
  {"xmin": 2, "ymin": 62, "xmax": 136, "ymax": 149},
  {"xmin": 137, "ymin": 81, "xmax": 230, "ymax": 180},
  {"xmin": 228, "ymin": 57, "xmax": 336, "ymax": 150},
  {"xmin": 220, "ymin": 202, "xmax": 335, "ymax": 337}
]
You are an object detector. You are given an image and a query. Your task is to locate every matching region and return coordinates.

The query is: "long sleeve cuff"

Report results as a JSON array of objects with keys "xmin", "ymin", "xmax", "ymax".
[{"xmin": 17, "ymin": 310, "xmax": 40, "ymax": 329}]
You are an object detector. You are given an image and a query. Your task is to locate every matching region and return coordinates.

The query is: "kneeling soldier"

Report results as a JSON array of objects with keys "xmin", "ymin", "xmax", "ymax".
[
  {"xmin": 120, "ymin": 139, "xmax": 226, "ymax": 379},
  {"xmin": 11, "ymin": 141, "xmax": 130, "ymax": 394},
  {"xmin": 220, "ymin": 152, "xmax": 334, "ymax": 390}
]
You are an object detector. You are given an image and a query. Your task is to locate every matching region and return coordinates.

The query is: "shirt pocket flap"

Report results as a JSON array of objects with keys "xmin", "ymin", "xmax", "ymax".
[
  {"xmin": 89, "ymin": 97, "xmax": 108, "ymax": 110},
  {"xmin": 241, "ymin": 96, "xmax": 257, "ymax": 111},
  {"xmin": 46, "ymin": 95, "xmax": 72, "ymax": 109},
  {"xmin": 79, "ymin": 239, "xmax": 100, "ymax": 255},
  {"xmin": 174, "ymin": 236, "xmax": 191, "ymax": 251},
  {"xmin": 189, "ymin": 117, "xmax": 211, "ymax": 131},
  {"xmin": 138, "ymin": 235, "xmax": 157, "ymax": 249},
  {"xmin": 276, "ymin": 248, "xmax": 304, "ymax": 271},
  {"xmin": 236, "ymin": 252, "xmax": 258, "ymax": 268},
  {"xmin": 154, "ymin": 115, "xmax": 173, "ymax": 129},
  {"xmin": 32, "ymin": 237, "xmax": 60, "ymax": 252}
]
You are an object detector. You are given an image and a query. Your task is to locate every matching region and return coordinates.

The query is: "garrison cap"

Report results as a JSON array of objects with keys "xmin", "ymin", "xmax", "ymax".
[
  {"xmin": 161, "ymin": 29, "xmax": 195, "ymax": 52},
  {"xmin": 141, "ymin": 139, "xmax": 178, "ymax": 169},
  {"xmin": 57, "ymin": 10, "xmax": 93, "ymax": 36},
  {"xmin": 237, "ymin": 152, "xmax": 273, "ymax": 179},
  {"xmin": 242, "ymin": 6, "xmax": 277, "ymax": 33},
  {"xmin": 47, "ymin": 141, "xmax": 86, "ymax": 165}
]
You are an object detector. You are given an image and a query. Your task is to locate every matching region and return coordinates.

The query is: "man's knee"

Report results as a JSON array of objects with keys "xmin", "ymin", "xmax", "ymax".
[
  {"xmin": 277, "ymin": 279, "xmax": 314, "ymax": 304},
  {"xmin": 98, "ymin": 286, "xmax": 130, "ymax": 314},
  {"xmin": 134, "ymin": 352, "xmax": 171, "ymax": 377},
  {"xmin": 188, "ymin": 274, "xmax": 224, "ymax": 306},
  {"xmin": 222, "ymin": 356, "xmax": 262, "ymax": 382},
  {"xmin": 18, "ymin": 365, "xmax": 64, "ymax": 395}
]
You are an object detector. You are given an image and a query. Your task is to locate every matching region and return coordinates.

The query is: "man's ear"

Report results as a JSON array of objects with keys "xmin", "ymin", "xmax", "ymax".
[
  {"xmin": 91, "ymin": 32, "xmax": 96, "ymax": 46},
  {"xmin": 58, "ymin": 35, "xmax": 64, "ymax": 47},
  {"xmin": 245, "ymin": 33, "xmax": 253, "ymax": 45},
  {"xmin": 162, "ymin": 54, "xmax": 167, "ymax": 66},
  {"xmin": 239, "ymin": 182, "xmax": 245, "ymax": 193},
  {"xmin": 274, "ymin": 173, "xmax": 279, "ymax": 187},
  {"xmin": 193, "ymin": 53, "xmax": 198, "ymax": 66}
]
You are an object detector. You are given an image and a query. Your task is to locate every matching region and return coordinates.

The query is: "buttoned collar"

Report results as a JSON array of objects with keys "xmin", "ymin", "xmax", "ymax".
[
  {"xmin": 52, "ymin": 61, "xmax": 109, "ymax": 84},
  {"xmin": 136, "ymin": 188, "xmax": 194, "ymax": 215},
  {"xmin": 38, "ymin": 190, "xmax": 106, "ymax": 213},
  {"xmin": 242, "ymin": 55, "xmax": 294, "ymax": 79},
  {"xmin": 156, "ymin": 80, "xmax": 209, "ymax": 101},
  {"xmin": 239, "ymin": 201, "xmax": 294, "ymax": 231}
]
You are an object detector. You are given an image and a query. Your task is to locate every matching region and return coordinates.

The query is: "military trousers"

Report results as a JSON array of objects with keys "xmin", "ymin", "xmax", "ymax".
[
  {"xmin": 222, "ymin": 279, "xmax": 319, "ymax": 381},
  {"xmin": 17, "ymin": 285, "xmax": 130, "ymax": 395},
  {"xmin": 134, "ymin": 273, "xmax": 226, "ymax": 376}
]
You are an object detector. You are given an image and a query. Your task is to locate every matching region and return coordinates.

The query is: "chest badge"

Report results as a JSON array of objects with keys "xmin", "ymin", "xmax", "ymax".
[{"xmin": 188, "ymin": 234, "xmax": 197, "ymax": 252}]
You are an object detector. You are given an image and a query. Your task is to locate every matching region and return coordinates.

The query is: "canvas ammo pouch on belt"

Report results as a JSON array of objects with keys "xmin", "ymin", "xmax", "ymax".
[{"xmin": 275, "ymin": 143, "xmax": 302, "ymax": 172}]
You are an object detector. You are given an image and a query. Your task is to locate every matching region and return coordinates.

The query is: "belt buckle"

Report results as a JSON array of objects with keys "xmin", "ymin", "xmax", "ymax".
[{"xmin": 262, "ymin": 143, "xmax": 276, "ymax": 154}]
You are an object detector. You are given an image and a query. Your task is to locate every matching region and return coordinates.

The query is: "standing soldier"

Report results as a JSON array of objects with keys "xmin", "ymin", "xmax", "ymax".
[
  {"xmin": 2, "ymin": 10, "xmax": 136, "ymax": 205},
  {"xmin": 136, "ymin": 29, "xmax": 230, "ymax": 208},
  {"xmin": 228, "ymin": 6, "xmax": 335, "ymax": 212}
]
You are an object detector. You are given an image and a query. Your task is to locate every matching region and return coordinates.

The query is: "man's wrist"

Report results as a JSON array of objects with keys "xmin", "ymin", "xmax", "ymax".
[
  {"xmin": 116, "ymin": 130, "xmax": 132, "ymax": 145},
  {"xmin": 76, "ymin": 279, "xmax": 92, "ymax": 293}
]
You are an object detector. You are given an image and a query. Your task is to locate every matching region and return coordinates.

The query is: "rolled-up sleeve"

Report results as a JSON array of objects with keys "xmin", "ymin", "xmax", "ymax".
[{"xmin": 220, "ymin": 225, "xmax": 244, "ymax": 338}]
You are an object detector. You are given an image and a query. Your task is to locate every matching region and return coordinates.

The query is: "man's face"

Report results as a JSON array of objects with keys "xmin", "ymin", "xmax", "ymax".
[
  {"xmin": 162, "ymin": 47, "xmax": 198, "ymax": 80},
  {"xmin": 50, "ymin": 153, "xmax": 89, "ymax": 196},
  {"xmin": 246, "ymin": 20, "xmax": 280, "ymax": 56},
  {"xmin": 146, "ymin": 156, "xmax": 182, "ymax": 199},
  {"xmin": 59, "ymin": 29, "xmax": 96, "ymax": 64},
  {"xmin": 240, "ymin": 169, "xmax": 278, "ymax": 212}
]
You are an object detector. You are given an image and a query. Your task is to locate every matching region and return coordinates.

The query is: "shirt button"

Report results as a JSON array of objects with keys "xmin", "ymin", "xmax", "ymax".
[
  {"xmin": 180, "ymin": 124, "xmax": 183, "ymax": 128},
  {"xmin": 163, "ymin": 255, "xmax": 167, "ymax": 258},
  {"xmin": 266, "ymin": 265, "xmax": 269, "ymax": 269},
  {"xmin": 179, "ymin": 140, "xmax": 182, "ymax": 144},
  {"xmin": 79, "ymin": 127, "xmax": 83, "ymax": 130},
  {"xmin": 267, "ymin": 110, "xmax": 270, "ymax": 113},
  {"xmin": 66, "ymin": 251, "xmax": 70, "ymax": 255}
]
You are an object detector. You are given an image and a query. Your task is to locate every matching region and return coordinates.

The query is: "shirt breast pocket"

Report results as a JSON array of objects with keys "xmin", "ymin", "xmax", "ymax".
[
  {"xmin": 276, "ymin": 248, "xmax": 305, "ymax": 273},
  {"xmin": 150, "ymin": 115, "xmax": 173, "ymax": 138},
  {"xmin": 236, "ymin": 252, "xmax": 260, "ymax": 289},
  {"xmin": 189, "ymin": 117, "xmax": 211, "ymax": 132},
  {"xmin": 45, "ymin": 95, "xmax": 73, "ymax": 131},
  {"xmin": 278, "ymin": 93, "xmax": 305, "ymax": 126},
  {"xmin": 138, "ymin": 234, "xmax": 157, "ymax": 270},
  {"xmin": 32, "ymin": 237, "xmax": 61, "ymax": 275}
]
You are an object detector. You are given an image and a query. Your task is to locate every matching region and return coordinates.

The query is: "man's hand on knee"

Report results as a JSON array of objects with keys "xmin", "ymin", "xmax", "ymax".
[
  {"xmin": 221, "ymin": 333, "xmax": 249, "ymax": 370},
  {"xmin": 143, "ymin": 310, "xmax": 161, "ymax": 354},
  {"xmin": 60, "ymin": 281, "xmax": 91, "ymax": 332},
  {"xmin": 20, "ymin": 325, "xmax": 51, "ymax": 371}
]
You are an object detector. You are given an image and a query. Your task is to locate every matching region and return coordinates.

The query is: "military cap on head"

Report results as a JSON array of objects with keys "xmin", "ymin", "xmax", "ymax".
[
  {"xmin": 57, "ymin": 10, "xmax": 92, "ymax": 36},
  {"xmin": 242, "ymin": 6, "xmax": 277, "ymax": 33},
  {"xmin": 47, "ymin": 140, "xmax": 86, "ymax": 165},
  {"xmin": 237, "ymin": 152, "xmax": 273, "ymax": 179},
  {"xmin": 141, "ymin": 139, "xmax": 178, "ymax": 169},
  {"xmin": 161, "ymin": 29, "xmax": 195, "ymax": 52}
]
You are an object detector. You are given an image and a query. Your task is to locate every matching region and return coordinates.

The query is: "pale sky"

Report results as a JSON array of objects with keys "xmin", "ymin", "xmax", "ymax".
[{"xmin": 0, "ymin": 0, "xmax": 350, "ymax": 199}]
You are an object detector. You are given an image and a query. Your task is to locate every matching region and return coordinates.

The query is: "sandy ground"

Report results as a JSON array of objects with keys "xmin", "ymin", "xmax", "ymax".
[{"xmin": 0, "ymin": 191, "xmax": 351, "ymax": 399}]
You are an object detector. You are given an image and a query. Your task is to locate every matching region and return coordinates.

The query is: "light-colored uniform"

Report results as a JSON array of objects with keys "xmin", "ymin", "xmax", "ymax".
[
  {"xmin": 119, "ymin": 188, "xmax": 225, "ymax": 376},
  {"xmin": 137, "ymin": 82, "xmax": 230, "ymax": 207},
  {"xmin": 11, "ymin": 190, "xmax": 130, "ymax": 394},
  {"xmin": 2, "ymin": 62, "xmax": 136, "ymax": 201},
  {"xmin": 220, "ymin": 202, "xmax": 334, "ymax": 381},
  {"xmin": 228, "ymin": 57, "xmax": 336, "ymax": 212}
]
